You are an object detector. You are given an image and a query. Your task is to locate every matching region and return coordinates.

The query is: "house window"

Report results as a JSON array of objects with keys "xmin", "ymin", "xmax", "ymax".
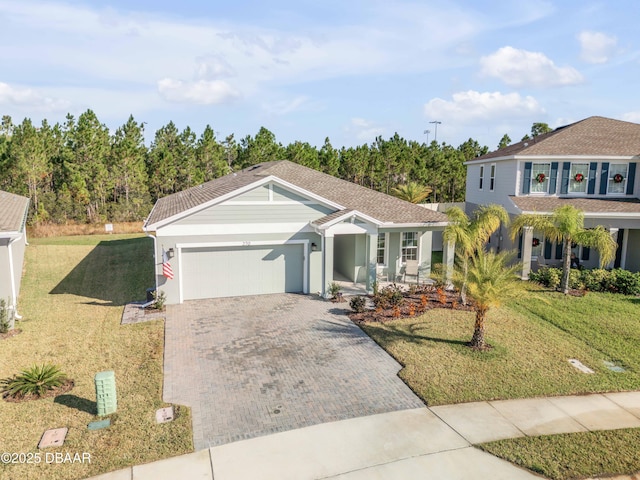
[
  {"xmin": 490, "ymin": 164, "xmax": 496, "ymax": 191},
  {"xmin": 530, "ymin": 163, "xmax": 551, "ymax": 193},
  {"xmin": 377, "ymin": 234, "xmax": 386, "ymax": 265},
  {"xmin": 608, "ymin": 164, "xmax": 628, "ymax": 194},
  {"xmin": 569, "ymin": 163, "xmax": 588, "ymax": 193},
  {"xmin": 479, "ymin": 165, "xmax": 484, "ymax": 190},
  {"xmin": 401, "ymin": 232, "xmax": 418, "ymax": 262}
]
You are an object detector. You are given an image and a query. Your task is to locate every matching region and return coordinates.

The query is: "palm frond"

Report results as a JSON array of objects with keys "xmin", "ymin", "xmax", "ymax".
[{"xmin": 573, "ymin": 225, "xmax": 617, "ymax": 267}]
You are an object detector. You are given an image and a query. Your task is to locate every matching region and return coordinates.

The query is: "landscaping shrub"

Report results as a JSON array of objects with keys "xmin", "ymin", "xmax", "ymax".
[
  {"xmin": 372, "ymin": 284, "xmax": 404, "ymax": 309},
  {"xmin": 581, "ymin": 268, "xmax": 609, "ymax": 292},
  {"xmin": 530, "ymin": 267, "xmax": 640, "ymax": 295},
  {"xmin": 153, "ymin": 289, "xmax": 167, "ymax": 310},
  {"xmin": 349, "ymin": 295, "xmax": 367, "ymax": 313},
  {"xmin": 328, "ymin": 282, "xmax": 342, "ymax": 299},
  {"xmin": 530, "ymin": 267, "xmax": 562, "ymax": 289},
  {"xmin": 1, "ymin": 364, "xmax": 68, "ymax": 399},
  {"xmin": 608, "ymin": 269, "xmax": 640, "ymax": 295},
  {"xmin": 0, "ymin": 299, "xmax": 9, "ymax": 334}
]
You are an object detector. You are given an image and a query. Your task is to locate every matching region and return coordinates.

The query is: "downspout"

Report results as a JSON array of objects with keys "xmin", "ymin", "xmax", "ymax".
[
  {"xmin": 142, "ymin": 223, "xmax": 158, "ymax": 309},
  {"xmin": 7, "ymin": 236, "xmax": 21, "ymax": 319}
]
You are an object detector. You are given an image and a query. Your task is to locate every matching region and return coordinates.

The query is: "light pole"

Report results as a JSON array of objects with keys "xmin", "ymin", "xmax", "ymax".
[
  {"xmin": 423, "ymin": 129, "xmax": 431, "ymax": 144},
  {"xmin": 429, "ymin": 120, "xmax": 442, "ymax": 142}
]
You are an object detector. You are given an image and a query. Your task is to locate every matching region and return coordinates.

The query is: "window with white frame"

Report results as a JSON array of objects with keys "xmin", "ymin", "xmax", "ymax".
[
  {"xmin": 377, "ymin": 234, "xmax": 386, "ymax": 265},
  {"xmin": 479, "ymin": 165, "xmax": 484, "ymax": 190},
  {"xmin": 401, "ymin": 232, "xmax": 418, "ymax": 262},
  {"xmin": 608, "ymin": 164, "xmax": 628, "ymax": 194},
  {"xmin": 530, "ymin": 163, "xmax": 551, "ymax": 193},
  {"xmin": 490, "ymin": 164, "xmax": 496, "ymax": 191},
  {"xmin": 569, "ymin": 163, "xmax": 588, "ymax": 193}
]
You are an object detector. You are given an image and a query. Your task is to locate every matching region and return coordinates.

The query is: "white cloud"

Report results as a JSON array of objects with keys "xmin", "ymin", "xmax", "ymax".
[
  {"xmin": 262, "ymin": 96, "xmax": 315, "ymax": 116},
  {"xmin": 0, "ymin": 81, "xmax": 70, "ymax": 112},
  {"xmin": 578, "ymin": 31, "xmax": 617, "ymax": 64},
  {"xmin": 157, "ymin": 78, "xmax": 240, "ymax": 105},
  {"xmin": 424, "ymin": 90, "xmax": 544, "ymax": 123},
  {"xmin": 345, "ymin": 118, "xmax": 384, "ymax": 142},
  {"xmin": 480, "ymin": 46, "xmax": 584, "ymax": 87},
  {"xmin": 621, "ymin": 112, "xmax": 640, "ymax": 124}
]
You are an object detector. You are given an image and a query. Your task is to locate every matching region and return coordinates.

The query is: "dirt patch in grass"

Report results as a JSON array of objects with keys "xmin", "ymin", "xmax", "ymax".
[
  {"xmin": 3, "ymin": 379, "xmax": 75, "ymax": 403},
  {"xmin": 0, "ymin": 329, "xmax": 22, "ymax": 341}
]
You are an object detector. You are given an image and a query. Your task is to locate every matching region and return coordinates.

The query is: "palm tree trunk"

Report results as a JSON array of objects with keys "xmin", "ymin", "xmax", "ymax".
[
  {"xmin": 460, "ymin": 259, "xmax": 468, "ymax": 305},
  {"xmin": 470, "ymin": 306, "xmax": 488, "ymax": 348},
  {"xmin": 560, "ymin": 237, "xmax": 572, "ymax": 294}
]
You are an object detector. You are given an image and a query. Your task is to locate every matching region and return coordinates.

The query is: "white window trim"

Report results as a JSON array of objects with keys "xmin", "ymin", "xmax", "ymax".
[
  {"xmin": 490, "ymin": 163, "xmax": 496, "ymax": 192},
  {"xmin": 606, "ymin": 162, "xmax": 629, "ymax": 196},
  {"xmin": 400, "ymin": 231, "xmax": 419, "ymax": 263},
  {"xmin": 530, "ymin": 162, "xmax": 552, "ymax": 195},
  {"xmin": 376, "ymin": 232, "xmax": 388, "ymax": 266},
  {"xmin": 479, "ymin": 165, "xmax": 484, "ymax": 190},
  {"xmin": 567, "ymin": 163, "xmax": 589, "ymax": 195}
]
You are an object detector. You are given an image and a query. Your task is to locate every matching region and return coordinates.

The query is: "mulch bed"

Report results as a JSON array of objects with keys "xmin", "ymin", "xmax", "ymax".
[
  {"xmin": 0, "ymin": 328, "xmax": 22, "ymax": 341},
  {"xmin": 348, "ymin": 286, "xmax": 475, "ymax": 324},
  {"xmin": 2, "ymin": 379, "xmax": 75, "ymax": 403}
]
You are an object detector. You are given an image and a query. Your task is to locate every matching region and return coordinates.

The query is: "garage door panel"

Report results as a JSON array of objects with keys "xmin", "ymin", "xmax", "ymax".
[{"xmin": 181, "ymin": 244, "xmax": 304, "ymax": 300}]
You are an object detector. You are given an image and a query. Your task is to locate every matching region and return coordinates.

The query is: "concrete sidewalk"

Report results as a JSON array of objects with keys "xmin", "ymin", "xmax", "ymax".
[{"xmin": 87, "ymin": 391, "xmax": 640, "ymax": 480}]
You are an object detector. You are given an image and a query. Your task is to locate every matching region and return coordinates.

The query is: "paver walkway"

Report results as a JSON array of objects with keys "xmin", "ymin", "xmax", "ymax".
[
  {"xmin": 88, "ymin": 391, "xmax": 640, "ymax": 480},
  {"xmin": 163, "ymin": 294, "xmax": 424, "ymax": 449}
]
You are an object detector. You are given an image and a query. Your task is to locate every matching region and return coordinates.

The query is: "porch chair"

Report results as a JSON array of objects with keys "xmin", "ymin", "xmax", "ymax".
[{"xmin": 403, "ymin": 260, "xmax": 420, "ymax": 284}]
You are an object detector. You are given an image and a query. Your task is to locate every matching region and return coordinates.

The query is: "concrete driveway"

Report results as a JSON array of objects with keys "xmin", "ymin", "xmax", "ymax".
[{"xmin": 163, "ymin": 294, "xmax": 424, "ymax": 450}]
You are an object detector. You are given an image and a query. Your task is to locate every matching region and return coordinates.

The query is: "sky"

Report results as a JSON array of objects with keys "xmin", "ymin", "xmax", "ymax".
[{"xmin": 1, "ymin": 0, "xmax": 640, "ymax": 150}]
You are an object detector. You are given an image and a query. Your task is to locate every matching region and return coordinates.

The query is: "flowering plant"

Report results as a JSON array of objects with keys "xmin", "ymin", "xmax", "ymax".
[
  {"xmin": 536, "ymin": 173, "xmax": 546, "ymax": 183},
  {"xmin": 574, "ymin": 173, "xmax": 584, "ymax": 183},
  {"xmin": 613, "ymin": 173, "xmax": 624, "ymax": 183},
  {"xmin": 532, "ymin": 237, "xmax": 540, "ymax": 247}
]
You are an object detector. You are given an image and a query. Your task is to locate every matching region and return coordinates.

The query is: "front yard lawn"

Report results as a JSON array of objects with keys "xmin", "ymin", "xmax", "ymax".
[{"xmin": 0, "ymin": 234, "xmax": 192, "ymax": 480}]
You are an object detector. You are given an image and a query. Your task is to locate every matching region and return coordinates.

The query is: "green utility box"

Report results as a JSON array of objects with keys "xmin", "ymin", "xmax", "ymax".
[{"xmin": 95, "ymin": 370, "xmax": 117, "ymax": 416}]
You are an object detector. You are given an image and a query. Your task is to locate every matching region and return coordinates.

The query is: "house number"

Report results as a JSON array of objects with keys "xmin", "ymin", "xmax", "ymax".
[{"xmin": 242, "ymin": 241, "xmax": 251, "ymax": 246}]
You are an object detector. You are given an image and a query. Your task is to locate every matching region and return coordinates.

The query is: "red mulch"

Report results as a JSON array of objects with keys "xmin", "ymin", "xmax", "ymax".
[
  {"xmin": 2, "ymin": 379, "xmax": 75, "ymax": 403},
  {"xmin": 0, "ymin": 328, "xmax": 22, "ymax": 341},
  {"xmin": 349, "ymin": 286, "xmax": 474, "ymax": 324}
]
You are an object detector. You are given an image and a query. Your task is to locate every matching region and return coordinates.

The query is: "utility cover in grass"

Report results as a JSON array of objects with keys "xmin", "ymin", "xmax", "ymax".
[
  {"xmin": 603, "ymin": 360, "xmax": 626, "ymax": 372},
  {"xmin": 568, "ymin": 359, "xmax": 595, "ymax": 373},
  {"xmin": 38, "ymin": 427, "xmax": 68, "ymax": 448},
  {"xmin": 88, "ymin": 419, "xmax": 111, "ymax": 431},
  {"xmin": 156, "ymin": 406, "xmax": 174, "ymax": 424}
]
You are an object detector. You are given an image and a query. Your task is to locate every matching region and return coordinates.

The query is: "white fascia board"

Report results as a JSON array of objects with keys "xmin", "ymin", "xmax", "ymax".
[
  {"xmin": 146, "ymin": 175, "xmax": 344, "ymax": 230},
  {"xmin": 0, "ymin": 231, "xmax": 24, "ymax": 241},
  {"xmin": 465, "ymin": 155, "xmax": 513, "ymax": 165},
  {"xmin": 379, "ymin": 222, "xmax": 449, "ymax": 229},
  {"xmin": 156, "ymin": 222, "xmax": 314, "ymax": 236},
  {"xmin": 513, "ymin": 155, "xmax": 640, "ymax": 161},
  {"xmin": 315, "ymin": 210, "xmax": 382, "ymax": 229}
]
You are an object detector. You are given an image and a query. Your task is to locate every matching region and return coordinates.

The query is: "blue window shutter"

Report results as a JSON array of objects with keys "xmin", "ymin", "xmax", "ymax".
[
  {"xmin": 522, "ymin": 162, "xmax": 532, "ymax": 194},
  {"xmin": 544, "ymin": 240, "xmax": 552, "ymax": 259},
  {"xmin": 549, "ymin": 162, "xmax": 559, "ymax": 194},
  {"xmin": 581, "ymin": 247, "xmax": 590, "ymax": 261},
  {"xmin": 626, "ymin": 163, "xmax": 636, "ymax": 195},
  {"xmin": 517, "ymin": 234, "xmax": 523, "ymax": 258},
  {"xmin": 600, "ymin": 162, "xmax": 609, "ymax": 194},
  {"xmin": 587, "ymin": 162, "xmax": 597, "ymax": 194},
  {"xmin": 560, "ymin": 162, "xmax": 570, "ymax": 194},
  {"xmin": 555, "ymin": 242, "xmax": 563, "ymax": 260}
]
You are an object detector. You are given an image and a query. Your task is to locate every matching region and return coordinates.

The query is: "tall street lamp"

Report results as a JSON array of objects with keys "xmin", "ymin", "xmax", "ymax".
[
  {"xmin": 430, "ymin": 120, "xmax": 442, "ymax": 142},
  {"xmin": 423, "ymin": 129, "xmax": 430, "ymax": 143}
]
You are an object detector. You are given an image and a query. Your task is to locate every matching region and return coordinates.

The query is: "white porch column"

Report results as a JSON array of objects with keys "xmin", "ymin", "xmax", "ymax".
[
  {"xmin": 366, "ymin": 233, "xmax": 377, "ymax": 293},
  {"xmin": 323, "ymin": 234, "xmax": 334, "ymax": 298},
  {"xmin": 608, "ymin": 228, "xmax": 619, "ymax": 269},
  {"xmin": 418, "ymin": 231, "xmax": 433, "ymax": 280},
  {"xmin": 442, "ymin": 239, "xmax": 455, "ymax": 283},
  {"xmin": 521, "ymin": 226, "xmax": 534, "ymax": 280}
]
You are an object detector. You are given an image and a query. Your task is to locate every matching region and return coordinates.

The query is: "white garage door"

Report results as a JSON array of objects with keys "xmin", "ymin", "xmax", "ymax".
[{"xmin": 181, "ymin": 244, "xmax": 305, "ymax": 300}]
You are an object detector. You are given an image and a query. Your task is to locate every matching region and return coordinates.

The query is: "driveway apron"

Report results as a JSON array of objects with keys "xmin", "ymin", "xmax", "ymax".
[{"xmin": 163, "ymin": 293, "xmax": 424, "ymax": 450}]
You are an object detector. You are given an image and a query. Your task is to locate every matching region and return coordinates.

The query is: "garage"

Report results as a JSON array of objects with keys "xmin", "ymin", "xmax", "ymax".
[{"xmin": 180, "ymin": 243, "xmax": 305, "ymax": 300}]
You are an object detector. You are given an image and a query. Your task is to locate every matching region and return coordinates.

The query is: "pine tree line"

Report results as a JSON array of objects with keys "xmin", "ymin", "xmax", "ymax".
[{"xmin": 0, "ymin": 109, "xmax": 488, "ymax": 225}]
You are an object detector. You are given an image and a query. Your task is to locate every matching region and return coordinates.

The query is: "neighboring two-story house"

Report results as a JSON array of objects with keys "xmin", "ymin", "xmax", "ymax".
[{"xmin": 465, "ymin": 116, "xmax": 640, "ymax": 278}]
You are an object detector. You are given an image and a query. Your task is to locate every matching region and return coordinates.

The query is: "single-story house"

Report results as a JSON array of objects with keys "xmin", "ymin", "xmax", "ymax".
[
  {"xmin": 143, "ymin": 160, "xmax": 453, "ymax": 304},
  {"xmin": 0, "ymin": 190, "xmax": 30, "ymax": 324}
]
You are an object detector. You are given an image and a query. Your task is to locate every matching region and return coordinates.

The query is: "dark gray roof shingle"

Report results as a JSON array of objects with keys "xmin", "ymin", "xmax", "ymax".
[
  {"xmin": 0, "ymin": 190, "xmax": 30, "ymax": 234},
  {"xmin": 146, "ymin": 161, "xmax": 448, "ymax": 227},
  {"xmin": 476, "ymin": 116, "xmax": 640, "ymax": 161}
]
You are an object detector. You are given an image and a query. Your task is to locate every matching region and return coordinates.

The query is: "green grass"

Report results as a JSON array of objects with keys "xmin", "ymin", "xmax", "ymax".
[
  {"xmin": 360, "ymin": 284, "xmax": 640, "ymax": 479},
  {"xmin": 0, "ymin": 234, "xmax": 192, "ymax": 480},
  {"xmin": 479, "ymin": 429, "xmax": 640, "ymax": 480}
]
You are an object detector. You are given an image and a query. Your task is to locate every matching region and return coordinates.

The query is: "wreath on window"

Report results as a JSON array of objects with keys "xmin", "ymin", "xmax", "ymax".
[
  {"xmin": 535, "ymin": 173, "xmax": 546, "ymax": 183},
  {"xmin": 532, "ymin": 237, "xmax": 540, "ymax": 247},
  {"xmin": 574, "ymin": 173, "xmax": 584, "ymax": 183},
  {"xmin": 613, "ymin": 173, "xmax": 624, "ymax": 183}
]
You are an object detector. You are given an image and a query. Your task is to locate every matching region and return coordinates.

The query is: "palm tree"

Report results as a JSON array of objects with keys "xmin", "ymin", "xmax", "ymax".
[
  {"xmin": 443, "ymin": 204, "xmax": 509, "ymax": 303},
  {"xmin": 510, "ymin": 205, "xmax": 617, "ymax": 294},
  {"xmin": 461, "ymin": 249, "xmax": 523, "ymax": 350},
  {"xmin": 391, "ymin": 182, "xmax": 432, "ymax": 203}
]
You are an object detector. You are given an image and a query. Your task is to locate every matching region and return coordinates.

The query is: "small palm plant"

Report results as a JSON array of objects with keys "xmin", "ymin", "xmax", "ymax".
[{"xmin": 1, "ymin": 364, "xmax": 68, "ymax": 399}]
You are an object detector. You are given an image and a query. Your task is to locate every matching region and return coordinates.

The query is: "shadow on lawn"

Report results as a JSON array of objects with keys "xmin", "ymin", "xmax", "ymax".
[
  {"xmin": 54, "ymin": 394, "xmax": 97, "ymax": 415},
  {"xmin": 362, "ymin": 321, "xmax": 468, "ymax": 348},
  {"xmin": 50, "ymin": 237, "xmax": 153, "ymax": 306}
]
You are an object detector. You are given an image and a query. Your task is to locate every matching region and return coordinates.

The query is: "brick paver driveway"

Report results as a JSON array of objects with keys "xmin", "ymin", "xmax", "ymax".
[{"xmin": 163, "ymin": 294, "xmax": 424, "ymax": 450}]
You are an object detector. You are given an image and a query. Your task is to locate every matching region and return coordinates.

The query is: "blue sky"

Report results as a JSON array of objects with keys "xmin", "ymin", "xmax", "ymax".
[{"xmin": 1, "ymin": 0, "xmax": 639, "ymax": 150}]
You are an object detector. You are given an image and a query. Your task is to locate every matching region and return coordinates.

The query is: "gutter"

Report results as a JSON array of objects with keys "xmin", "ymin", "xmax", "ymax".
[
  {"xmin": 7, "ymin": 236, "xmax": 21, "ymax": 319},
  {"xmin": 142, "ymin": 221, "xmax": 158, "ymax": 309}
]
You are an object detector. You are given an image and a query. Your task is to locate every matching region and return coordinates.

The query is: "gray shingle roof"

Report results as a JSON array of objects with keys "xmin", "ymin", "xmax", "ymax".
[
  {"xmin": 476, "ymin": 116, "xmax": 640, "ymax": 161},
  {"xmin": 145, "ymin": 161, "xmax": 448, "ymax": 227},
  {"xmin": 510, "ymin": 195, "xmax": 640, "ymax": 214},
  {"xmin": 0, "ymin": 190, "xmax": 29, "ymax": 234}
]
